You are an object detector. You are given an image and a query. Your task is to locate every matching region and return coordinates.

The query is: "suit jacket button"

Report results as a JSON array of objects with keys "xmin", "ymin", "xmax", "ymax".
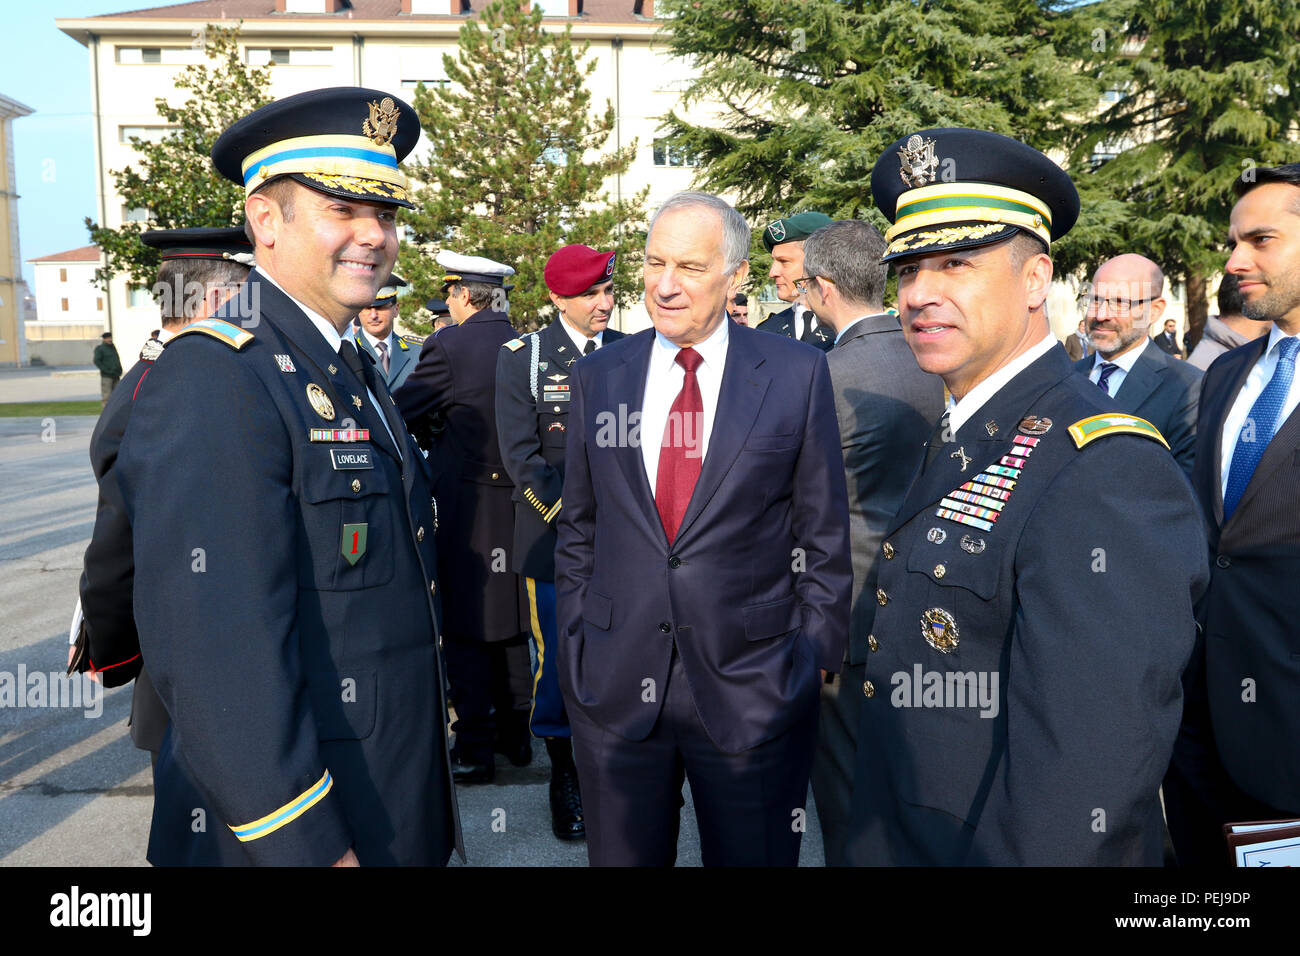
[
  {"xmin": 868, "ymin": 634, "xmax": 879, "ymax": 652},
  {"xmin": 876, "ymin": 588, "xmax": 888, "ymax": 606},
  {"xmin": 658, "ymin": 621, "xmax": 672, "ymax": 633},
  {"xmin": 862, "ymin": 680, "xmax": 875, "ymax": 698},
  {"xmin": 491, "ymin": 472, "xmax": 500, "ymax": 480},
  {"xmin": 668, "ymin": 556, "xmax": 682, "ymax": 569},
  {"xmin": 1216, "ymin": 554, "xmax": 1231, "ymax": 569},
  {"xmin": 882, "ymin": 541, "xmax": 895, "ymax": 559},
  {"xmin": 417, "ymin": 526, "xmax": 425, "ymax": 541},
  {"xmin": 351, "ymin": 478, "xmax": 362, "ymax": 493}
]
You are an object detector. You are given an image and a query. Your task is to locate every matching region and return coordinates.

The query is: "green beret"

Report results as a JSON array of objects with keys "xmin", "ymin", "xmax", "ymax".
[{"xmin": 761, "ymin": 211, "xmax": 833, "ymax": 252}]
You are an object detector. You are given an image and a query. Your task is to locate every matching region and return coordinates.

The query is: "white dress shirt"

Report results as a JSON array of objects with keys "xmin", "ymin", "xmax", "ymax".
[
  {"xmin": 640, "ymin": 316, "xmax": 729, "ymax": 496},
  {"xmin": 793, "ymin": 303, "xmax": 818, "ymax": 341},
  {"xmin": 1220, "ymin": 324, "xmax": 1300, "ymax": 500},
  {"xmin": 1088, "ymin": 336, "xmax": 1149, "ymax": 396},
  {"xmin": 254, "ymin": 268, "xmax": 399, "ymax": 455},
  {"xmin": 947, "ymin": 333, "xmax": 1057, "ymax": 434},
  {"xmin": 558, "ymin": 318, "xmax": 602, "ymax": 354}
]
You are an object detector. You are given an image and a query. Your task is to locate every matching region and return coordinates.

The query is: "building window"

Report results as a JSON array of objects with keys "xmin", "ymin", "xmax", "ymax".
[
  {"xmin": 61, "ymin": 298, "xmax": 69, "ymax": 312},
  {"xmin": 400, "ymin": 79, "xmax": 451, "ymax": 91},
  {"xmin": 123, "ymin": 206, "xmax": 150, "ymax": 223},
  {"xmin": 653, "ymin": 139, "xmax": 697, "ymax": 167},
  {"xmin": 115, "ymin": 46, "xmax": 200, "ymax": 65},
  {"xmin": 128, "ymin": 286, "xmax": 154, "ymax": 309},
  {"xmin": 537, "ymin": 146, "xmax": 568, "ymax": 166},
  {"xmin": 120, "ymin": 126, "xmax": 174, "ymax": 145},
  {"xmin": 59, "ymin": 269, "xmax": 67, "ymax": 282},
  {"xmin": 246, "ymin": 47, "xmax": 334, "ymax": 67},
  {"xmin": 535, "ymin": 0, "xmax": 570, "ymax": 16}
]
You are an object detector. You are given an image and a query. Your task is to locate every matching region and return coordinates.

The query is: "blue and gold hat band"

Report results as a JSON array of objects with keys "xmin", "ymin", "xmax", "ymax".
[{"xmin": 240, "ymin": 134, "xmax": 407, "ymax": 197}]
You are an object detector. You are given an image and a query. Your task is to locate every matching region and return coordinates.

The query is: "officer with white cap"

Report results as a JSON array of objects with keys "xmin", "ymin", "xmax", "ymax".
[{"xmin": 394, "ymin": 250, "xmax": 533, "ymax": 783}]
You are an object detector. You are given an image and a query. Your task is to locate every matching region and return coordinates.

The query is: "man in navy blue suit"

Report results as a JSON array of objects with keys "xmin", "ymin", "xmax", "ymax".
[{"xmin": 555, "ymin": 191, "xmax": 852, "ymax": 866}]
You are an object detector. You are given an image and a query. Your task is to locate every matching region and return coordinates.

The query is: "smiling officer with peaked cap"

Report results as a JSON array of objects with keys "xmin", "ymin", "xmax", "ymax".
[
  {"xmin": 115, "ymin": 87, "xmax": 461, "ymax": 866},
  {"xmin": 843, "ymin": 128, "xmax": 1208, "ymax": 865}
]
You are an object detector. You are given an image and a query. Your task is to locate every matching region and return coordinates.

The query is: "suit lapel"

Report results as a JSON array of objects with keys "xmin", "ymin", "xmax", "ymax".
[
  {"xmin": 604, "ymin": 333, "xmax": 663, "ymax": 539},
  {"xmin": 674, "ymin": 328, "xmax": 770, "ymax": 544},
  {"xmin": 386, "ymin": 339, "xmax": 415, "ymax": 388},
  {"xmin": 1210, "ymin": 337, "xmax": 1268, "ymax": 525},
  {"xmin": 1113, "ymin": 341, "xmax": 1163, "ymax": 411}
]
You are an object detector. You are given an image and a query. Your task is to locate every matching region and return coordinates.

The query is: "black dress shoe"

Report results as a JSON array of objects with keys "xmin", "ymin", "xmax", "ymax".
[
  {"xmin": 549, "ymin": 765, "xmax": 585, "ymax": 840},
  {"xmin": 451, "ymin": 758, "xmax": 495, "ymax": 784},
  {"xmin": 495, "ymin": 736, "xmax": 533, "ymax": 768}
]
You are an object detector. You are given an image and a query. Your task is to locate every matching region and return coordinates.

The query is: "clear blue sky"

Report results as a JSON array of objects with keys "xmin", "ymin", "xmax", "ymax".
[{"xmin": 3, "ymin": 1, "xmax": 147, "ymax": 288}]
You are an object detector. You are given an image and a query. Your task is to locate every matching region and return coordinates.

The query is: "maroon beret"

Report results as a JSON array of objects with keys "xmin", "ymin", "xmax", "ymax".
[{"xmin": 544, "ymin": 244, "xmax": 617, "ymax": 296}]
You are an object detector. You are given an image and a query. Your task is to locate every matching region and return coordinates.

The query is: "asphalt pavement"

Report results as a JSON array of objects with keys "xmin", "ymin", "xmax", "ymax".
[{"xmin": 0, "ymin": 394, "xmax": 825, "ymax": 867}]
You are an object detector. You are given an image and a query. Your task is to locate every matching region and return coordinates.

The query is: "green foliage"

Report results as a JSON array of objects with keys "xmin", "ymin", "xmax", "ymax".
[
  {"xmin": 85, "ymin": 24, "xmax": 272, "ymax": 292},
  {"xmin": 1070, "ymin": 0, "xmax": 1300, "ymax": 292},
  {"xmin": 658, "ymin": 0, "xmax": 1104, "ymax": 275},
  {"xmin": 399, "ymin": 0, "xmax": 646, "ymax": 334}
]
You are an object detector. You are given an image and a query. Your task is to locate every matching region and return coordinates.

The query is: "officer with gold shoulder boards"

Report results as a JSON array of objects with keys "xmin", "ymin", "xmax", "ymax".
[
  {"xmin": 495, "ymin": 244, "xmax": 624, "ymax": 840},
  {"xmin": 844, "ymin": 129, "xmax": 1209, "ymax": 865},
  {"xmin": 115, "ymin": 87, "xmax": 460, "ymax": 866},
  {"xmin": 352, "ymin": 274, "xmax": 419, "ymax": 392}
]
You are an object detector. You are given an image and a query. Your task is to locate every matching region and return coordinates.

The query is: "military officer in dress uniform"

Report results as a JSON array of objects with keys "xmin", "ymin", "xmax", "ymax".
[
  {"xmin": 495, "ymin": 243, "xmax": 625, "ymax": 839},
  {"xmin": 843, "ymin": 129, "xmax": 1209, "ymax": 865},
  {"xmin": 754, "ymin": 211, "xmax": 834, "ymax": 351},
  {"xmin": 352, "ymin": 274, "xmax": 420, "ymax": 392},
  {"xmin": 73, "ymin": 227, "xmax": 252, "ymax": 773},
  {"xmin": 115, "ymin": 87, "xmax": 461, "ymax": 866},
  {"xmin": 393, "ymin": 250, "xmax": 532, "ymax": 784}
]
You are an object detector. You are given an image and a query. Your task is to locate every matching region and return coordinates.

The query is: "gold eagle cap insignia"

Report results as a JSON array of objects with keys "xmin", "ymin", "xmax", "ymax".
[
  {"xmin": 898, "ymin": 134, "xmax": 940, "ymax": 188},
  {"xmin": 363, "ymin": 97, "xmax": 400, "ymax": 147}
]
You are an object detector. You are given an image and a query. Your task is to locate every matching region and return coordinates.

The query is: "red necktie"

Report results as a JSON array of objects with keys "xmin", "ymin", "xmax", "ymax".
[{"xmin": 656, "ymin": 347, "xmax": 704, "ymax": 544}]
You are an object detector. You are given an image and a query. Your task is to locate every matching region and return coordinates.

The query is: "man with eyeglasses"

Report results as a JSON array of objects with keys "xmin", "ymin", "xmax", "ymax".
[
  {"xmin": 1075, "ymin": 254, "xmax": 1203, "ymax": 476},
  {"xmin": 754, "ymin": 212, "xmax": 835, "ymax": 351}
]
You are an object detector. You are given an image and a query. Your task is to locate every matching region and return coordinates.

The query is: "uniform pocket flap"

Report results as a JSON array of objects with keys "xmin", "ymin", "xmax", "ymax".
[
  {"xmin": 582, "ymin": 590, "xmax": 613, "ymax": 630},
  {"xmin": 299, "ymin": 445, "xmax": 390, "ymax": 502},
  {"xmin": 906, "ymin": 546, "xmax": 1000, "ymax": 599},
  {"xmin": 742, "ymin": 595, "xmax": 801, "ymax": 641},
  {"xmin": 462, "ymin": 458, "xmax": 514, "ymax": 486},
  {"xmin": 308, "ymin": 668, "xmax": 376, "ymax": 741}
]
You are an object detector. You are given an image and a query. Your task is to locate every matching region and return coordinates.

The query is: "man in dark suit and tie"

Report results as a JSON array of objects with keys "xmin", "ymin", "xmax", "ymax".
[
  {"xmin": 352, "ymin": 275, "xmax": 418, "ymax": 391},
  {"xmin": 555, "ymin": 191, "xmax": 852, "ymax": 866},
  {"xmin": 754, "ymin": 211, "xmax": 835, "ymax": 351},
  {"xmin": 1076, "ymin": 254, "xmax": 1203, "ymax": 476},
  {"xmin": 796, "ymin": 218, "xmax": 945, "ymax": 865},
  {"xmin": 1164, "ymin": 162, "xmax": 1300, "ymax": 866},
  {"xmin": 1154, "ymin": 318, "xmax": 1185, "ymax": 358}
]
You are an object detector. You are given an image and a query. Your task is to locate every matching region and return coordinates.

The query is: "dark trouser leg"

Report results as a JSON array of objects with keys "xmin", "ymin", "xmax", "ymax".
[
  {"xmin": 568, "ymin": 695, "xmax": 684, "ymax": 866},
  {"xmin": 490, "ymin": 634, "xmax": 534, "ymax": 760},
  {"xmin": 810, "ymin": 661, "xmax": 864, "ymax": 866},
  {"xmin": 677, "ymin": 654, "xmax": 819, "ymax": 867},
  {"xmin": 442, "ymin": 635, "xmax": 495, "ymax": 765},
  {"xmin": 524, "ymin": 578, "xmax": 570, "ymax": 738}
]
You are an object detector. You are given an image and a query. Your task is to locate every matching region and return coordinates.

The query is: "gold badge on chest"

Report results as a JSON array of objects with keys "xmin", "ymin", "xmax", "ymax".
[
  {"xmin": 306, "ymin": 383, "xmax": 336, "ymax": 421},
  {"xmin": 922, "ymin": 607, "xmax": 959, "ymax": 654}
]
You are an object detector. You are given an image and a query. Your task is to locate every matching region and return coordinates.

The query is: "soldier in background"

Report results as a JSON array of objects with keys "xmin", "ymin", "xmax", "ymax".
[
  {"xmin": 496, "ymin": 243, "xmax": 624, "ymax": 840},
  {"xmin": 395, "ymin": 250, "xmax": 532, "ymax": 784},
  {"xmin": 754, "ymin": 211, "xmax": 834, "ymax": 351}
]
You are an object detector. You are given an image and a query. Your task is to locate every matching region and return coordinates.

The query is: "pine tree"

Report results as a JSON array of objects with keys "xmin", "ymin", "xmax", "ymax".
[
  {"xmin": 400, "ymin": 0, "xmax": 646, "ymax": 334},
  {"xmin": 657, "ymin": 0, "xmax": 1109, "ymax": 276},
  {"xmin": 85, "ymin": 25, "xmax": 273, "ymax": 290},
  {"xmin": 1070, "ymin": 0, "xmax": 1300, "ymax": 346}
]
